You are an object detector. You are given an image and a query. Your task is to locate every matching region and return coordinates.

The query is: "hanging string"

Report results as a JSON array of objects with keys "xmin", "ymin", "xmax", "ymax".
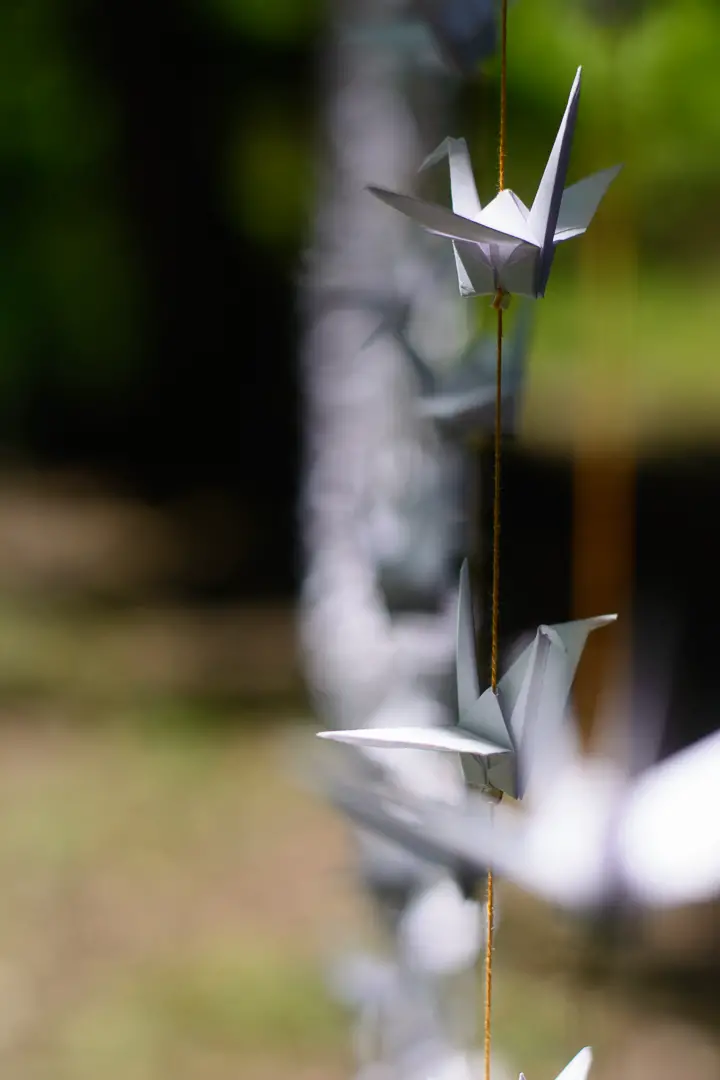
[
  {"xmin": 497, "ymin": 0, "xmax": 508, "ymax": 195},
  {"xmin": 484, "ymin": 4, "xmax": 508, "ymax": 1079}
]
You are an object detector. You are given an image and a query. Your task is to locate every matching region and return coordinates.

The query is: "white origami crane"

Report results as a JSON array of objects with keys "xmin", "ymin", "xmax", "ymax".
[
  {"xmin": 368, "ymin": 68, "xmax": 621, "ymax": 299},
  {"xmin": 318, "ymin": 559, "xmax": 616, "ymax": 799},
  {"xmin": 521, "ymin": 1048, "xmax": 593, "ymax": 1080},
  {"xmin": 366, "ymin": 295, "xmax": 531, "ymax": 436},
  {"xmin": 325, "ymin": 694, "xmax": 720, "ymax": 913}
]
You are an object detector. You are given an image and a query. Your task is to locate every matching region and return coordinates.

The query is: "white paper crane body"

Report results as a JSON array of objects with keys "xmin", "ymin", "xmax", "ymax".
[
  {"xmin": 368, "ymin": 68, "xmax": 621, "ymax": 299},
  {"xmin": 318, "ymin": 560, "xmax": 616, "ymax": 799}
]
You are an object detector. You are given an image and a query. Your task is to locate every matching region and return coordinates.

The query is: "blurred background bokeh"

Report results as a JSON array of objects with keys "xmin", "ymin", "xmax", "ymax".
[{"xmin": 0, "ymin": 0, "xmax": 720, "ymax": 1077}]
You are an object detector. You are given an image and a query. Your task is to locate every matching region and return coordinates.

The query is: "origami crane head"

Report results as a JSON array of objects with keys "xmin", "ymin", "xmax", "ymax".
[
  {"xmin": 318, "ymin": 560, "xmax": 617, "ymax": 799},
  {"xmin": 368, "ymin": 68, "xmax": 622, "ymax": 300}
]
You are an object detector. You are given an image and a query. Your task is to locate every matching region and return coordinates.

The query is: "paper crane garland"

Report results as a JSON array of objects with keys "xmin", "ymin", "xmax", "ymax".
[
  {"xmin": 318, "ymin": 560, "xmax": 616, "ymax": 799},
  {"xmin": 368, "ymin": 68, "xmax": 622, "ymax": 300},
  {"xmin": 325, "ymin": 712, "xmax": 720, "ymax": 915},
  {"xmin": 366, "ymin": 296, "xmax": 532, "ymax": 437}
]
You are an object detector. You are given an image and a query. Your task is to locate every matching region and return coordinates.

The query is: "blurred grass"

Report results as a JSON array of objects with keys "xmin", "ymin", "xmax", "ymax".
[
  {"xmin": 0, "ymin": 718, "xmax": 358, "ymax": 1079},
  {"xmin": 0, "ymin": 689, "xmax": 644, "ymax": 1080}
]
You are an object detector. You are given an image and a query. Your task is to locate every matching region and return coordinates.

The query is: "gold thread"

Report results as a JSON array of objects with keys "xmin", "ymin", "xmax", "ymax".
[
  {"xmin": 484, "ymin": 869, "xmax": 495, "ymax": 1080},
  {"xmin": 490, "ymin": 300, "xmax": 503, "ymax": 691},
  {"xmin": 498, "ymin": 0, "xmax": 508, "ymax": 193},
  {"xmin": 485, "ymin": 5, "xmax": 508, "ymax": 1078}
]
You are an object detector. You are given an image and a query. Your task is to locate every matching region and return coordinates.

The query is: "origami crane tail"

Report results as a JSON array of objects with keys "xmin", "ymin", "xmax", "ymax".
[
  {"xmin": 326, "ymin": 779, "xmax": 513, "ymax": 883},
  {"xmin": 527, "ymin": 66, "xmax": 582, "ymax": 296},
  {"xmin": 554, "ymin": 164, "xmax": 623, "ymax": 242}
]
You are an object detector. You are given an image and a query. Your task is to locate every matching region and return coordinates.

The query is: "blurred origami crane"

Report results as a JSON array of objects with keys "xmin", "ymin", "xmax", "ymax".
[
  {"xmin": 365, "ymin": 294, "xmax": 532, "ymax": 437},
  {"xmin": 368, "ymin": 68, "xmax": 622, "ymax": 299},
  {"xmin": 338, "ymin": 0, "xmax": 517, "ymax": 75},
  {"xmin": 412, "ymin": 0, "xmax": 516, "ymax": 74},
  {"xmin": 319, "ymin": 560, "xmax": 616, "ymax": 799},
  {"xmin": 322, "ymin": 686, "xmax": 720, "ymax": 914}
]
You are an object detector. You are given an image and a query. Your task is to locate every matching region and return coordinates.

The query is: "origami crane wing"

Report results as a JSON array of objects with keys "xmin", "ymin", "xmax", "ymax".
[
  {"xmin": 617, "ymin": 728, "xmax": 720, "ymax": 908},
  {"xmin": 501, "ymin": 756, "xmax": 624, "ymax": 910},
  {"xmin": 317, "ymin": 724, "xmax": 505, "ymax": 759},
  {"xmin": 415, "ymin": 383, "xmax": 497, "ymax": 424},
  {"xmin": 369, "ymin": 187, "xmax": 530, "ymax": 247},
  {"xmin": 526, "ymin": 67, "xmax": 582, "ymax": 296},
  {"xmin": 554, "ymin": 165, "xmax": 623, "ymax": 243},
  {"xmin": 325, "ymin": 776, "xmax": 519, "ymax": 881}
]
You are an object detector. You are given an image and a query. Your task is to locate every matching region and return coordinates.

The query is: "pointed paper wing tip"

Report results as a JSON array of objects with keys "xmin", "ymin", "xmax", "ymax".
[
  {"xmin": 317, "ymin": 730, "xmax": 378, "ymax": 744},
  {"xmin": 538, "ymin": 613, "xmax": 617, "ymax": 654},
  {"xmin": 557, "ymin": 1046, "xmax": 593, "ymax": 1080},
  {"xmin": 367, "ymin": 185, "xmax": 398, "ymax": 207},
  {"xmin": 575, "ymin": 612, "xmax": 617, "ymax": 629},
  {"xmin": 565, "ymin": 66, "xmax": 582, "ymax": 114},
  {"xmin": 317, "ymin": 729, "xmax": 388, "ymax": 745},
  {"xmin": 420, "ymin": 137, "xmax": 456, "ymax": 173},
  {"xmin": 543, "ymin": 612, "xmax": 617, "ymax": 631}
]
